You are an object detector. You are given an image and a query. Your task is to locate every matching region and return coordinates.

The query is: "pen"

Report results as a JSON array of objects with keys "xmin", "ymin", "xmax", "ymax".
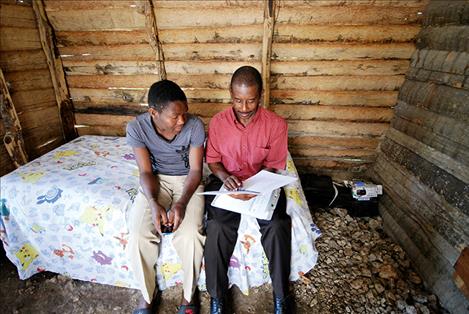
[{"xmin": 237, "ymin": 188, "xmax": 259, "ymax": 194}]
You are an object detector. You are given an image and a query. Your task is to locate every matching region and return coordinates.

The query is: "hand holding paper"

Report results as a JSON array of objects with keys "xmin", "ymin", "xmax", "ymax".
[{"xmin": 198, "ymin": 170, "xmax": 297, "ymax": 220}]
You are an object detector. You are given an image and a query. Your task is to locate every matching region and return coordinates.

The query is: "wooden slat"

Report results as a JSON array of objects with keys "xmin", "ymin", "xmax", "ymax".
[
  {"xmin": 394, "ymin": 102, "xmax": 469, "ymax": 148},
  {"xmin": 146, "ymin": 0, "xmax": 165, "ymax": 80},
  {"xmin": 293, "ymin": 157, "xmax": 373, "ymax": 172},
  {"xmin": 274, "ymin": 24, "xmax": 420, "ymax": 43},
  {"xmin": 411, "ymin": 49, "xmax": 468, "ymax": 76},
  {"xmin": 160, "ymin": 25, "xmax": 263, "ymax": 44},
  {"xmin": 70, "ymin": 87, "xmax": 149, "ymax": 105},
  {"xmin": 261, "ymin": 0, "xmax": 276, "ymax": 108},
  {"xmin": 62, "ymin": 60, "xmax": 159, "ymax": 75},
  {"xmin": 0, "ymin": 69, "xmax": 28, "ymax": 167},
  {"xmin": 271, "ymin": 60, "xmax": 410, "ymax": 76},
  {"xmin": 155, "ymin": 7, "xmax": 263, "ymax": 29},
  {"xmin": 45, "ymin": 7, "xmax": 147, "ymax": 31},
  {"xmin": 272, "ymin": 43, "xmax": 415, "ymax": 61},
  {"xmin": 58, "ymin": 42, "xmax": 414, "ymax": 62},
  {"xmin": 380, "ymin": 137, "xmax": 469, "ymax": 214},
  {"xmin": 75, "ymin": 113, "xmax": 134, "ymax": 127},
  {"xmin": 392, "ymin": 116, "xmax": 469, "ymax": 165},
  {"xmin": 279, "ymin": 0, "xmax": 427, "ymax": 8},
  {"xmin": 386, "ymin": 128, "xmax": 469, "ymax": 184},
  {"xmin": 272, "ymin": 104, "xmax": 393, "ymax": 122},
  {"xmin": 271, "ymin": 90, "xmax": 398, "ymax": 106},
  {"xmin": 0, "ymin": 49, "xmax": 48, "ymax": 72},
  {"xmin": 417, "ymin": 26, "xmax": 469, "ymax": 52},
  {"xmin": 288, "ymin": 135, "xmax": 380, "ymax": 149},
  {"xmin": 155, "ymin": 1, "xmax": 426, "ymax": 8},
  {"xmin": 0, "ymin": 27, "xmax": 41, "ymax": 51},
  {"xmin": 44, "ymin": 1, "xmax": 146, "ymax": 11},
  {"xmin": 4, "ymin": 69, "xmax": 53, "ymax": 92},
  {"xmin": 10, "ymin": 89, "xmax": 57, "ymax": 111},
  {"xmin": 0, "ymin": 3, "xmax": 37, "ymax": 28},
  {"xmin": 18, "ymin": 106, "xmax": 61, "ymax": 130},
  {"xmin": 67, "ymin": 74, "xmax": 159, "ymax": 89},
  {"xmin": 62, "ymin": 60, "xmax": 259, "ymax": 76},
  {"xmin": 288, "ymin": 120, "xmax": 389, "ymax": 137},
  {"xmin": 423, "ymin": 0, "xmax": 469, "ymax": 27},
  {"xmin": 56, "ymin": 30, "xmax": 149, "ymax": 46},
  {"xmin": 272, "ymin": 75, "xmax": 404, "ymax": 91},
  {"xmin": 373, "ymin": 154, "xmax": 468, "ymax": 252},
  {"xmin": 59, "ymin": 44, "xmax": 155, "ymax": 61},
  {"xmin": 398, "ymin": 80, "xmax": 469, "ymax": 122},
  {"xmin": 289, "ymin": 146, "xmax": 376, "ymax": 159},
  {"xmin": 275, "ymin": 5, "xmax": 424, "ymax": 25},
  {"xmin": 77, "ymin": 125, "xmax": 126, "ymax": 137}
]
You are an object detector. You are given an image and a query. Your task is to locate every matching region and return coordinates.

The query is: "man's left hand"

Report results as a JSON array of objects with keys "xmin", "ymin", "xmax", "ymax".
[{"xmin": 168, "ymin": 202, "xmax": 186, "ymax": 231}]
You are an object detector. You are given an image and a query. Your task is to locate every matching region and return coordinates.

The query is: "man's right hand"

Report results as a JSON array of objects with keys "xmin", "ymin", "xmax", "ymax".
[
  {"xmin": 150, "ymin": 201, "xmax": 169, "ymax": 235},
  {"xmin": 223, "ymin": 175, "xmax": 242, "ymax": 191}
]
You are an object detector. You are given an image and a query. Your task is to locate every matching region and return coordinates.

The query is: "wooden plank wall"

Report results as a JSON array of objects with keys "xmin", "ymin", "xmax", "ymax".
[
  {"xmin": 0, "ymin": 0, "xmax": 64, "ymax": 175},
  {"xmin": 44, "ymin": 0, "xmax": 426, "ymax": 177},
  {"xmin": 368, "ymin": 0, "xmax": 469, "ymax": 312}
]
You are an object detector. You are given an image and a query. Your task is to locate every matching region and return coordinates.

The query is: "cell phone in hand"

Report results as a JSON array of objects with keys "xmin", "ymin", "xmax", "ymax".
[{"xmin": 161, "ymin": 224, "xmax": 173, "ymax": 234}]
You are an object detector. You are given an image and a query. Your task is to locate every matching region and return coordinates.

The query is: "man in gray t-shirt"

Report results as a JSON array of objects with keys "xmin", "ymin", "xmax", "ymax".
[{"xmin": 126, "ymin": 80, "xmax": 205, "ymax": 314}]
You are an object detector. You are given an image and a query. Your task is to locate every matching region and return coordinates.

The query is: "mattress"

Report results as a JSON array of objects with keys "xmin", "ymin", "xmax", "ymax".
[{"xmin": 0, "ymin": 135, "xmax": 320, "ymax": 294}]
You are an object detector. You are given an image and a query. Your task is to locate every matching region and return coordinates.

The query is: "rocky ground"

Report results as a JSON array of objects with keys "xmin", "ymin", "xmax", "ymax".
[{"xmin": 0, "ymin": 208, "xmax": 448, "ymax": 314}]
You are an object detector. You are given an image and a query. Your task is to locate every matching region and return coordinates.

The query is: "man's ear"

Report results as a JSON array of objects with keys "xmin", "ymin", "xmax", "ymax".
[{"xmin": 148, "ymin": 107, "xmax": 159, "ymax": 118}]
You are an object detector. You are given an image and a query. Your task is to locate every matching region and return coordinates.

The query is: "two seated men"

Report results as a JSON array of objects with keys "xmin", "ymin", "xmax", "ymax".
[{"xmin": 126, "ymin": 66, "xmax": 294, "ymax": 314}]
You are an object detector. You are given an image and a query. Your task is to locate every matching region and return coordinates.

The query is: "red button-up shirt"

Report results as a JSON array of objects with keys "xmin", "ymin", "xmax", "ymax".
[{"xmin": 206, "ymin": 107, "xmax": 288, "ymax": 180}]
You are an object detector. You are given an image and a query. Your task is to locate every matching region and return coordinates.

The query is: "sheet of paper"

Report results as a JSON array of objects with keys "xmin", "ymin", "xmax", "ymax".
[
  {"xmin": 208, "ymin": 170, "xmax": 296, "ymax": 220},
  {"xmin": 241, "ymin": 170, "xmax": 297, "ymax": 193},
  {"xmin": 197, "ymin": 190, "xmax": 259, "ymax": 196}
]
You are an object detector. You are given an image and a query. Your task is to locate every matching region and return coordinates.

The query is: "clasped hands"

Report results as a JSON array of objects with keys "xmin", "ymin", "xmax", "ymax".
[
  {"xmin": 150, "ymin": 200, "xmax": 185, "ymax": 235},
  {"xmin": 223, "ymin": 175, "xmax": 257, "ymax": 201}
]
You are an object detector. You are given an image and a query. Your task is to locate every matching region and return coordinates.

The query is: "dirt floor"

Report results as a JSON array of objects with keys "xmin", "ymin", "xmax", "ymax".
[{"xmin": 0, "ymin": 208, "xmax": 448, "ymax": 314}]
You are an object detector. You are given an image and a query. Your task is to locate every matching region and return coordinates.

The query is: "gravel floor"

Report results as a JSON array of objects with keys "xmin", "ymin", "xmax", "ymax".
[{"xmin": 0, "ymin": 208, "xmax": 448, "ymax": 314}]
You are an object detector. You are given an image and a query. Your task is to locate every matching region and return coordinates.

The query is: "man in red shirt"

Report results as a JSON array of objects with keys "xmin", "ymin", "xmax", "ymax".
[{"xmin": 204, "ymin": 66, "xmax": 293, "ymax": 314}]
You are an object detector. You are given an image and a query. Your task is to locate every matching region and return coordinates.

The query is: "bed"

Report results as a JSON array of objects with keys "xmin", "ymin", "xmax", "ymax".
[{"xmin": 0, "ymin": 135, "xmax": 320, "ymax": 294}]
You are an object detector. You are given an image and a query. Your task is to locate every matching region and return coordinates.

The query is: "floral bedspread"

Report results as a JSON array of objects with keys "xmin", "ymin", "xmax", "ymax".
[{"xmin": 0, "ymin": 135, "xmax": 320, "ymax": 294}]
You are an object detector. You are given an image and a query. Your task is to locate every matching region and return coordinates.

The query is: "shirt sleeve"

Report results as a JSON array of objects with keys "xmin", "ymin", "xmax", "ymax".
[
  {"xmin": 190, "ymin": 117, "xmax": 206, "ymax": 147},
  {"xmin": 126, "ymin": 120, "xmax": 146, "ymax": 148},
  {"xmin": 263, "ymin": 118, "xmax": 288, "ymax": 170},
  {"xmin": 205, "ymin": 117, "xmax": 222, "ymax": 163}
]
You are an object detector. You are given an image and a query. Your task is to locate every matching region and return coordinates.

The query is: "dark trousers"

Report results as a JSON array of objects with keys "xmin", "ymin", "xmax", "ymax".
[{"xmin": 204, "ymin": 174, "xmax": 292, "ymax": 299}]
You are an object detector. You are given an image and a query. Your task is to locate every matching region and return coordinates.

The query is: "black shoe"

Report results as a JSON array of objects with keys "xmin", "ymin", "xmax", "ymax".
[
  {"xmin": 210, "ymin": 297, "xmax": 223, "ymax": 314},
  {"xmin": 274, "ymin": 294, "xmax": 295, "ymax": 314}
]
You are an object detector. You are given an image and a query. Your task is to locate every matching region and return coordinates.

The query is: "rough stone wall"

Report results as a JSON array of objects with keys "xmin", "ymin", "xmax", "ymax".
[{"xmin": 368, "ymin": 1, "xmax": 469, "ymax": 312}]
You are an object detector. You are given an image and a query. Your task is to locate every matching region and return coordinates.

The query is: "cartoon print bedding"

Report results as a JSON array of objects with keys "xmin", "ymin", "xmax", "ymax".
[{"xmin": 0, "ymin": 136, "xmax": 321, "ymax": 294}]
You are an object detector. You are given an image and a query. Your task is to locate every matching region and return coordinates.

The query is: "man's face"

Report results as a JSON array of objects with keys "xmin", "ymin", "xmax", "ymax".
[
  {"xmin": 150, "ymin": 100, "xmax": 188, "ymax": 135},
  {"xmin": 230, "ymin": 83, "xmax": 260, "ymax": 125}
]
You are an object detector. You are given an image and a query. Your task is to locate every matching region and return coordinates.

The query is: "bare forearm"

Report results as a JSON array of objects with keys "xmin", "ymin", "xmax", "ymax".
[
  {"xmin": 208, "ymin": 162, "xmax": 231, "ymax": 182},
  {"xmin": 139, "ymin": 172, "xmax": 160, "ymax": 202},
  {"xmin": 177, "ymin": 170, "xmax": 201, "ymax": 207}
]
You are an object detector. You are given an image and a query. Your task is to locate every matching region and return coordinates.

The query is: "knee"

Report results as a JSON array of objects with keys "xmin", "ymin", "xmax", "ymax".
[{"xmin": 265, "ymin": 217, "xmax": 291, "ymax": 236}]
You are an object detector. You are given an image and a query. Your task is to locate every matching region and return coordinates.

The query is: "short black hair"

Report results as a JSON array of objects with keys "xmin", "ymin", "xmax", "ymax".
[
  {"xmin": 230, "ymin": 66, "xmax": 262, "ymax": 96},
  {"xmin": 148, "ymin": 80, "xmax": 187, "ymax": 112}
]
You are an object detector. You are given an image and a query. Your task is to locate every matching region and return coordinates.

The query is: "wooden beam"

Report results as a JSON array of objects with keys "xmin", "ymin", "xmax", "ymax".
[
  {"xmin": 261, "ymin": 0, "xmax": 277, "ymax": 108},
  {"xmin": 0, "ymin": 69, "xmax": 28, "ymax": 167},
  {"xmin": 32, "ymin": 0, "xmax": 77, "ymax": 142},
  {"xmin": 145, "ymin": 0, "xmax": 166, "ymax": 80}
]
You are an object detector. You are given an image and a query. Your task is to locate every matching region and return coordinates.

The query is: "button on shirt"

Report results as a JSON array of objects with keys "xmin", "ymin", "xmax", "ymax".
[{"xmin": 206, "ymin": 107, "xmax": 288, "ymax": 181}]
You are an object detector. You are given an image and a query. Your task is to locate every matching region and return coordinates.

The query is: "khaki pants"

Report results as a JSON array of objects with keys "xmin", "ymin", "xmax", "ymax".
[{"xmin": 127, "ymin": 174, "xmax": 205, "ymax": 303}]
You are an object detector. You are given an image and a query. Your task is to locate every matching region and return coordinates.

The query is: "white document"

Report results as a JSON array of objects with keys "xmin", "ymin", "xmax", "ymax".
[{"xmin": 208, "ymin": 170, "xmax": 297, "ymax": 220}]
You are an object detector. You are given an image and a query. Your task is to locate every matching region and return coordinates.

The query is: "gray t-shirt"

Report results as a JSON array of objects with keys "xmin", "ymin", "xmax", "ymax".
[{"xmin": 126, "ymin": 112, "xmax": 205, "ymax": 175}]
